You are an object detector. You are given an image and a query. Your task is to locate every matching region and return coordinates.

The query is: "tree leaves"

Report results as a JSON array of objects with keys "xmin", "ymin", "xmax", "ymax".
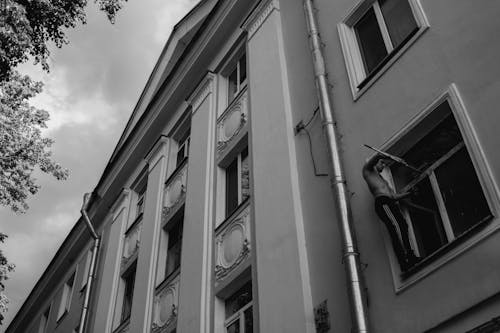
[
  {"xmin": 0, "ymin": 233, "xmax": 14, "ymax": 326},
  {"xmin": 0, "ymin": 0, "xmax": 128, "ymax": 80},
  {"xmin": 0, "ymin": 71, "xmax": 69, "ymax": 213}
]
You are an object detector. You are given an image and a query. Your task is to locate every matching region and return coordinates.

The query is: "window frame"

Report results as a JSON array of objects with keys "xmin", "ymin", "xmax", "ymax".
[
  {"xmin": 225, "ymin": 146, "xmax": 249, "ymax": 218},
  {"xmin": 80, "ymin": 249, "xmax": 92, "ymax": 291},
  {"xmin": 38, "ymin": 305, "xmax": 51, "ymax": 333},
  {"xmin": 377, "ymin": 84, "xmax": 500, "ymax": 292},
  {"xmin": 338, "ymin": 0, "xmax": 429, "ymax": 99},
  {"xmin": 120, "ymin": 261, "xmax": 137, "ymax": 323},
  {"xmin": 223, "ymin": 280, "xmax": 253, "ymax": 333},
  {"xmin": 224, "ymin": 301, "xmax": 253, "ymax": 333},
  {"xmin": 226, "ymin": 51, "xmax": 247, "ymax": 104},
  {"xmin": 56, "ymin": 272, "xmax": 75, "ymax": 321},
  {"xmin": 164, "ymin": 211, "xmax": 184, "ymax": 280}
]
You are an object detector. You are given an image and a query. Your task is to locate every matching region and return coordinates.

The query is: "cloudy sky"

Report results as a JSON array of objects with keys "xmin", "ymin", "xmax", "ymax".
[{"xmin": 0, "ymin": 0, "xmax": 197, "ymax": 329}]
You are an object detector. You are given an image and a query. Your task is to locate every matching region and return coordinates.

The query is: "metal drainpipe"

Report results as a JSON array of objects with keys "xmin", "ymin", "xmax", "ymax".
[
  {"xmin": 78, "ymin": 193, "xmax": 101, "ymax": 333},
  {"xmin": 303, "ymin": 1, "xmax": 370, "ymax": 332}
]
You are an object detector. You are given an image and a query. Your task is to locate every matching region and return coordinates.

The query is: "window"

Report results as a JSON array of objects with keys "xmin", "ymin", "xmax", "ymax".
[
  {"xmin": 176, "ymin": 129, "xmax": 190, "ymax": 168},
  {"xmin": 136, "ymin": 185, "xmax": 146, "ymax": 218},
  {"xmin": 165, "ymin": 213, "xmax": 183, "ymax": 278},
  {"xmin": 227, "ymin": 52, "xmax": 247, "ymax": 102},
  {"xmin": 38, "ymin": 306, "xmax": 50, "ymax": 333},
  {"xmin": 80, "ymin": 249, "xmax": 92, "ymax": 290},
  {"xmin": 57, "ymin": 272, "xmax": 75, "ymax": 321},
  {"xmin": 225, "ymin": 281, "xmax": 253, "ymax": 333},
  {"xmin": 385, "ymin": 97, "xmax": 495, "ymax": 264},
  {"xmin": 338, "ymin": 0, "xmax": 428, "ymax": 96},
  {"xmin": 226, "ymin": 147, "xmax": 250, "ymax": 217},
  {"xmin": 120, "ymin": 262, "xmax": 136, "ymax": 322}
]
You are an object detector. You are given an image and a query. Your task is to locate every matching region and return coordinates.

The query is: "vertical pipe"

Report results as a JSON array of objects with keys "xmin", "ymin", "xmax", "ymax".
[
  {"xmin": 302, "ymin": 1, "xmax": 370, "ymax": 332},
  {"xmin": 79, "ymin": 193, "xmax": 100, "ymax": 333}
]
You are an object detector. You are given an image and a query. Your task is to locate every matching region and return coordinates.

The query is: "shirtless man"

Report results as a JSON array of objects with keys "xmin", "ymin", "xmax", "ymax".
[{"xmin": 363, "ymin": 154, "xmax": 420, "ymax": 271}]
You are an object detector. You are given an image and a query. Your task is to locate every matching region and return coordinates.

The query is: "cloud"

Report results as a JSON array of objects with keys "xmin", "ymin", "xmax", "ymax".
[{"xmin": 2, "ymin": 0, "xmax": 200, "ymax": 329}]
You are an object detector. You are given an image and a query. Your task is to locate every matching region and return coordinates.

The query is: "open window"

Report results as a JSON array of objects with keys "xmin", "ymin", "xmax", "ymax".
[
  {"xmin": 338, "ymin": 0, "xmax": 428, "ymax": 97},
  {"xmin": 380, "ymin": 87, "xmax": 498, "ymax": 279}
]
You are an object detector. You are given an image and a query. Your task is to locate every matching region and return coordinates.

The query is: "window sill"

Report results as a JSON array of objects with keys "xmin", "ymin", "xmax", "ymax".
[
  {"xmin": 393, "ymin": 215, "xmax": 498, "ymax": 293},
  {"xmin": 157, "ymin": 268, "xmax": 181, "ymax": 292},
  {"xmin": 216, "ymin": 197, "xmax": 250, "ymax": 233},
  {"xmin": 352, "ymin": 25, "xmax": 428, "ymax": 101},
  {"xmin": 125, "ymin": 213, "xmax": 143, "ymax": 235},
  {"xmin": 165, "ymin": 157, "xmax": 188, "ymax": 187}
]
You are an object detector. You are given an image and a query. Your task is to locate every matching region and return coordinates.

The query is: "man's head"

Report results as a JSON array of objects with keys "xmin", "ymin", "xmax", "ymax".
[{"xmin": 374, "ymin": 156, "xmax": 390, "ymax": 173}]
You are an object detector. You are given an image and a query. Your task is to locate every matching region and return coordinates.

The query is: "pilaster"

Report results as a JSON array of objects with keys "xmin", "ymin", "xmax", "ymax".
[
  {"xmin": 128, "ymin": 137, "xmax": 170, "ymax": 333},
  {"xmin": 244, "ymin": 2, "xmax": 316, "ymax": 332},
  {"xmin": 93, "ymin": 189, "xmax": 132, "ymax": 333},
  {"xmin": 177, "ymin": 72, "xmax": 217, "ymax": 333}
]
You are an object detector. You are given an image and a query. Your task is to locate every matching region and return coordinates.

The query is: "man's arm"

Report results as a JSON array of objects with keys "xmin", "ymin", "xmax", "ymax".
[
  {"xmin": 392, "ymin": 190, "xmax": 414, "ymax": 201},
  {"xmin": 362, "ymin": 154, "xmax": 383, "ymax": 176}
]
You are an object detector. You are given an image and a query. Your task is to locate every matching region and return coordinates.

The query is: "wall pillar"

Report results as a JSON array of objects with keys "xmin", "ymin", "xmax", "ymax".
[
  {"xmin": 242, "ymin": 0, "xmax": 315, "ymax": 332},
  {"xmin": 129, "ymin": 137, "xmax": 170, "ymax": 333},
  {"xmin": 176, "ymin": 73, "xmax": 217, "ymax": 333},
  {"xmin": 93, "ymin": 189, "xmax": 131, "ymax": 333}
]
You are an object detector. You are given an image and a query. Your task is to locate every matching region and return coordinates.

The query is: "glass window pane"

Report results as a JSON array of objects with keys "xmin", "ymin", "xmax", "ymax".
[
  {"xmin": 392, "ymin": 110, "xmax": 462, "ymax": 191},
  {"xmin": 166, "ymin": 217, "xmax": 183, "ymax": 277},
  {"xmin": 239, "ymin": 53, "xmax": 247, "ymax": 85},
  {"xmin": 226, "ymin": 158, "xmax": 239, "ymax": 216},
  {"xmin": 354, "ymin": 7, "xmax": 388, "ymax": 74},
  {"xmin": 228, "ymin": 68, "xmax": 238, "ymax": 101},
  {"xmin": 244, "ymin": 306, "xmax": 253, "ymax": 333},
  {"xmin": 225, "ymin": 281, "xmax": 252, "ymax": 317},
  {"xmin": 122, "ymin": 264, "xmax": 136, "ymax": 321},
  {"xmin": 380, "ymin": 0, "xmax": 418, "ymax": 48},
  {"xmin": 435, "ymin": 147, "xmax": 492, "ymax": 237},
  {"xmin": 241, "ymin": 148, "xmax": 250, "ymax": 202},
  {"xmin": 402, "ymin": 177, "xmax": 447, "ymax": 257},
  {"xmin": 227, "ymin": 320, "xmax": 240, "ymax": 333}
]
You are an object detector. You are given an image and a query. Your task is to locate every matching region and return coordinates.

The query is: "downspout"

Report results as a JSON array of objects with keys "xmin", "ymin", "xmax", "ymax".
[
  {"xmin": 78, "ymin": 193, "xmax": 101, "ymax": 333},
  {"xmin": 303, "ymin": 1, "xmax": 370, "ymax": 332}
]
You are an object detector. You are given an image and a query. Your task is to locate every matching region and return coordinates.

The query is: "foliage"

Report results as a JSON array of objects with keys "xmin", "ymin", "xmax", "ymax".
[
  {"xmin": 0, "ymin": 233, "xmax": 15, "ymax": 326},
  {"xmin": 0, "ymin": 0, "xmax": 128, "ymax": 81},
  {"xmin": 0, "ymin": 71, "xmax": 69, "ymax": 212},
  {"xmin": 0, "ymin": 0, "xmax": 127, "ymax": 325}
]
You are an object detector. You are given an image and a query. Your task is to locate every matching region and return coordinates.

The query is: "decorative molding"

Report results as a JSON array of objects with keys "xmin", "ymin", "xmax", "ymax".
[
  {"xmin": 162, "ymin": 160, "xmax": 188, "ymax": 223},
  {"xmin": 215, "ymin": 204, "xmax": 251, "ymax": 281},
  {"xmin": 242, "ymin": 0, "xmax": 280, "ymax": 40},
  {"xmin": 111, "ymin": 188, "xmax": 132, "ymax": 222},
  {"xmin": 145, "ymin": 136, "xmax": 169, "ymax": 172},
  {"xmin": 186, "ymin": 72, "xmax": 216, "ymax": 113},
  {"xmin": 152, "ymin": 274, "xmax": 180, "ymax": 332},
  {"xmin": 217, "ymin": 88, "xmax": 248, "ymax": 159}
]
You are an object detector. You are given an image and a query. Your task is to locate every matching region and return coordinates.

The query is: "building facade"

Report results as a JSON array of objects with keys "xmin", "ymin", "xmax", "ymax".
[{"xmin": 7, "ymin": 0, "xmax": 500, "ymax": 332}]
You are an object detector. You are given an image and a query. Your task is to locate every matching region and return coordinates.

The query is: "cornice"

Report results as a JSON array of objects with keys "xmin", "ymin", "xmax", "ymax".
[
  {"xmin": 187, "ymin": 72, "xmax": 217, "ymax": 113},
  {"xmin": 242, "ymin": 0, "xmax": 280, "ymax": 40}
]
